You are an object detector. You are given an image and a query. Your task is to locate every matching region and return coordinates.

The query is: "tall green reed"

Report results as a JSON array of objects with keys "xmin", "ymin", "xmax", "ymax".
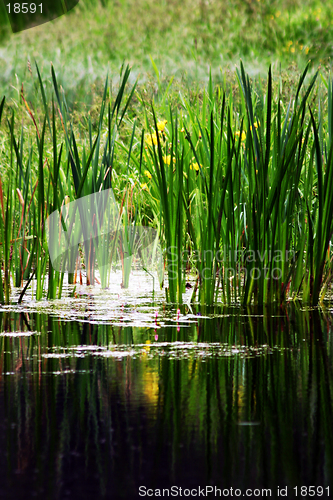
[
  {"xmin": 0, "ymin": 63, "xmax": 136, "ymax": 303},
  {"xmin": 235, "ymin": 63, "xmax": 319, "ymax": 305},
  {"xmin": 141, "ymin": 63, "xmax": 333, "ymax": 306},
  {"xmin": 303, "ymin": 76, "xmax": 333, "ymax": 304},
  {"xmin": 2, "ymin": 62, "xmax": 333, "ymax": 306},
  {"xmin": 142, "ymin": 110, "xmax": 185, "ymax": 303}
]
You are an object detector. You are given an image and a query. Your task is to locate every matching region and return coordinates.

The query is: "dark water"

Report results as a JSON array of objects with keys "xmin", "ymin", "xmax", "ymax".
[{"xmin": 0, "ymin": 305, "xmax": 333, "ymax": 499}]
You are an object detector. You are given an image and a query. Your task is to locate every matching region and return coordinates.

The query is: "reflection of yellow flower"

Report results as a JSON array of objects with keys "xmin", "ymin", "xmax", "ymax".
[
  {"xmin": 142, "ymin": 367, "xmax": 159, "ymax": 407},
  {"xmin": 235, "ymin": 130, "xmax": 246, "ymax": 141},
  {"xmin": 144, "ymin": 170, "xmax": 152, "ymax": 179},
  {"xmin": 143, "ymin": 340, "xmax": 151, "ymax": 354},
  {"xmin": 190, "ymin": 162, "xmax": 200, "ymax": 171},
  {"xmin": 157, "ymin": 120, "xmax": 167, "ymax": 132}
]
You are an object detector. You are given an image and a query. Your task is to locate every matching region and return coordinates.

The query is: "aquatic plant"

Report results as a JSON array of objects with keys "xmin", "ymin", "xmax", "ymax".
[
  {"xmin": 0, "ymin": 63, "xmax": 136, "ymax": 303},
  {"xmin": 2, "ymin": 62, "xmax": 333, "ymax": 306},
  {"xmin": 140, "ymin": 63, "xmax": 333, "ymax": 306}
]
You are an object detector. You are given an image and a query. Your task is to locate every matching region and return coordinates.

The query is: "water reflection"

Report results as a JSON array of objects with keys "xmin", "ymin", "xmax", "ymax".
[{"xmin": 0, "ymin": 306, "xmax": 332, "ymax": 499}]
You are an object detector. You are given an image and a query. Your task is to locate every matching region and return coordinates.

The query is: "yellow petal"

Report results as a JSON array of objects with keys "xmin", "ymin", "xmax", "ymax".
[
  {"xmin": 163, "ymin": 155, "xmax": 171, "ymax": 165},
  {"xmin": 157, "ymin": 120, "xmax": 167, "ymax": 132},
  {"xmin": 145, "ymin": 131, "xmax": 159, "ymax": 146},
  {"xmin": 236, "ymin": 131, "xmax": 246, "ymax": 141},
  {"xmin": 190, "ymin": 162, "xmax": 200, "ymax": 171}
]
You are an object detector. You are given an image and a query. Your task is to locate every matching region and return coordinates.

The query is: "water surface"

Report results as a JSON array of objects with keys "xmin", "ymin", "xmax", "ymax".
[{"xmin": 0, "ymin": 282, "xmax": 332, "ymax": 499}]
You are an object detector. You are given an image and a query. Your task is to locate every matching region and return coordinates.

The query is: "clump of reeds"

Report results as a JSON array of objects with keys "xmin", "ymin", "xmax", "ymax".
[
  {"xmin": 142, "ymin": 63, "xmax": 333, "ymax": 306},
  {"xmin": 1, "ymin": 62, "xmax": 333, "ymax": 307},
  {"xmin": 0, "ymin": 63, "xmax": 137, "ymax": 303}
]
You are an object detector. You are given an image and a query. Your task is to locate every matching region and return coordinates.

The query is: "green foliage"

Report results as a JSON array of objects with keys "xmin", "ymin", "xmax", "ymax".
[
  {"xmin": 0, "ymin": 0, "xmax": 332, "ymax": 105},
  {"xmin": 0, "ymin": 62, "xmax": 136, "ymax": 303},
  {"xmin": 140, "ymin": 63, "xmax": 333, "ymax": 306},
  {"xmin": 2, "ymin": 62, "xmax": 333, "ymax": 306}
]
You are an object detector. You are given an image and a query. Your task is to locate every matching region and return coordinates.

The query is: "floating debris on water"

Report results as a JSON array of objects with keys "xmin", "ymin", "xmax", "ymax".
[
  {"xmin": 39, "ymin": 342, "xmax": 273, "ymax": 362},
  {"xmin": 0, "ymin": 331, "xmax": 40, "ymax": 337}
]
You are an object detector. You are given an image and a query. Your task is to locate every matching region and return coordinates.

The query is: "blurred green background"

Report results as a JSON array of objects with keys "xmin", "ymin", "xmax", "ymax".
[{"xmin": 0, "ymin": 0, "xmax": 332, "ymax": 103}]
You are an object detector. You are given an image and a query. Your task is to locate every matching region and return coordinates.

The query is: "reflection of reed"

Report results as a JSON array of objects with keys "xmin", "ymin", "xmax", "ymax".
[{"xmin": 0, "ymin": 307, "xmax": 332, "ymax": 497}]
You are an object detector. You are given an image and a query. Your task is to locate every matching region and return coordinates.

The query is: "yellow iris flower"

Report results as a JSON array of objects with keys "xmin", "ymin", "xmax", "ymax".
[
  {"xmin": 157, "ymin": 120, "xmax": 167, "ymax": 132},
  {"xmin": 190, "ymin": 162, "xmax": 200, "ymax": 171},
  {"xmin": 145, "ymin": 131, "xmax": 159, "ymax": 146},
  {"xmin": 235, "ymin": 130, "xmax": 246, "ymax": 141},
  {"xmin": 250, "ymin": 121, "xmax": 260, "ymax": 131},
  {"xmin": 163, "ymin": 155, "xmax": 172, "ymax": 165}
]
